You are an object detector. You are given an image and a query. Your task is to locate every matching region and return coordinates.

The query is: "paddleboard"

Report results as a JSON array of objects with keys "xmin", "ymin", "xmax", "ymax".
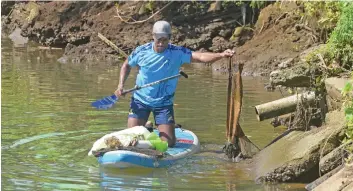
[{"xmin": 98, "ymin": 128, "xmax": 200, "ymax": 168}]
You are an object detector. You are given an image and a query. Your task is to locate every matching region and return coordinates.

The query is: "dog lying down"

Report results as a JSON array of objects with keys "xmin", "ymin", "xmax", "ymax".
[{"xmin": 88, "ymin": 124, "xmax": 168, "ymax": 157}]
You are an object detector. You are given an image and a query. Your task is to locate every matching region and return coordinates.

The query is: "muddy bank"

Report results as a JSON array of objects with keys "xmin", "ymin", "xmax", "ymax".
[
  {"xmin": 2, "ymin": 2, "xmax": 245, "ymax": 62},
  {"xmin": 1, "ymin": 1, "xmax": 317, "ymax": 76}
]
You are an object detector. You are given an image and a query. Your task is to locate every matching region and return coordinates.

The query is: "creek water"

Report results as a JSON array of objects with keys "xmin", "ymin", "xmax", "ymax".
[{"xmin": 1, "ymin": 38, "xmax": 305, "ymax": 190}]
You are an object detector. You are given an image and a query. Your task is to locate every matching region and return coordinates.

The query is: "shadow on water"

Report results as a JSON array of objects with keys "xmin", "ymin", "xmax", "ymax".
[{"xmin": 2, "ymin": 37, "xmax": 305, "ymax": 190}]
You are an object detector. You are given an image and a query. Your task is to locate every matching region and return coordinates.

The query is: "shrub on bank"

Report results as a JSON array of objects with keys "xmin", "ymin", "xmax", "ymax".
[{"xmin": 328, "ymin": 3, "xmax": 353, "ymax": 71}]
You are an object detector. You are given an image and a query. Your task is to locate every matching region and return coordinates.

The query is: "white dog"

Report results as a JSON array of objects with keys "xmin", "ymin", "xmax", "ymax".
[{"xmin": 88, "ymin": 126, "xmax": 154, "ymax": 156}]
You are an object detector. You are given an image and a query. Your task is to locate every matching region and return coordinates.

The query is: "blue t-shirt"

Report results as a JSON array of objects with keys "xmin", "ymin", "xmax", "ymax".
[{"xmin": 128, "ymin": 42, "xmax": 192, "ymax": 107}]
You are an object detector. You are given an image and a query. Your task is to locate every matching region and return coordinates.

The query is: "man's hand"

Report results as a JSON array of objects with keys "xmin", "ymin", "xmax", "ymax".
[
  {"xmin": 221, "ymin": 49, "xmax": 235, "ymax": 58},
  {"xmin": 114, "ymin": 85, "xmax": 125, "ymax": 97},
  {"xmin": 192, "ymin": 49, "xmax": 235, "ymax": 63}
]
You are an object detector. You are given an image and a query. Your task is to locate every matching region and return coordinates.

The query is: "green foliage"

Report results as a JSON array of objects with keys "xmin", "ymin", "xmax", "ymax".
[
  {"xmin": 304, "ymin": 3, "xmax": 352, "ymax": 93},
  {"xmin": 249, "ymin": 1, "xmax": 268, "ymax": 9},
  {"xmin": 222, "ymin": 0, "xmax": 268, "ymax": 9},
  {"xmin": 221, "ymin": 0, "xmax": 242, "ymax": 8},
  {"xmin": 328, "ymin": 3, "xmax": 353, "ymax": 70},
  {"xmin": 145, "ymin": 0, "xmax": 155, "ymax": 13},
  {"xmin": 304, "ymin": 45, "xmax": 336, "ymax": 92},
  {"xmin": 297, "ymin": 1, "xmax": 343, "ymax": 42},
  {"xmin": 342, "ymin": 72, "xmax": 353, "ymax": 163},
  {"xmin": 303, "ymin": 2, "xmax": 342, "ymax": 30},
  {"xmin": 302, "ymin": 4, "xmax": 353, "ymax": 162}
]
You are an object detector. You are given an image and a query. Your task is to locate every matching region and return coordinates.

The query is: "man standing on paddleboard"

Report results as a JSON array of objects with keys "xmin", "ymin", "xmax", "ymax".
[{"xmin": 115, "ymin": 20, "xmax": 234, "ymax": 147}]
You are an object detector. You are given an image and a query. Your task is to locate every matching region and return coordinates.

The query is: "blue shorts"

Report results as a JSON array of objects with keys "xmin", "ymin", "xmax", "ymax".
[{"xmin": 128, "ymin": 97, "xmax": 175, "ymax": 125}]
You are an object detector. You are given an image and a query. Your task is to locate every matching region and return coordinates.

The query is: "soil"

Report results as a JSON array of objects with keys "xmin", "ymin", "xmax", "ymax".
[{"xmin": 2, "ymin": 1, "xmax": 319, "ymax": 75}]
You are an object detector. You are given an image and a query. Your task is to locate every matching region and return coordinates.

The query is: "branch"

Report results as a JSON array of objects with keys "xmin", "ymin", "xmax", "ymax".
[
  {"xmin": 115, "ymin": 1, "xmax": 173, "ymax": 24},
  {"xmin": 316, "ymin": 53, "xmax": 328, "ymax": 69},
  {"xmin": 97, "ymin": 33, "xmax": 128, "ymax": 58},
  {"xmin": 258, "ymin": 20, "xmax": 265, "ymax": 34}
]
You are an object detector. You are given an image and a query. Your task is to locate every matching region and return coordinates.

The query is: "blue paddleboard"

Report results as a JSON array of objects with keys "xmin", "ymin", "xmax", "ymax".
[{"xmin": 98, "ymin": 128, "xmax": 200, "ymax": 168}]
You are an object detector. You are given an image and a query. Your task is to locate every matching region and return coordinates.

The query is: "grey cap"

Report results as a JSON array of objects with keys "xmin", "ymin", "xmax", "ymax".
[{"xmin": 153, "ymin": 21, "xmax": 171, "ymax": 39}]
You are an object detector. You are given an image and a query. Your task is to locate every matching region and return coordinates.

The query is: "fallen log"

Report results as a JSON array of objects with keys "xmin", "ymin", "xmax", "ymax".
[{"xmin": 255, "ymin": 91, "xmax": 316, "ymax": 121}]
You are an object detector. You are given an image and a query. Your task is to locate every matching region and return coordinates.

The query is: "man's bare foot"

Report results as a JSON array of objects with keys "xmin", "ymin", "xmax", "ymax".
[
  {"xmin": 145, "ymin": 121, "xmax": 153, "ymax": 128},
  {"xmin": 145, "ymin": 121, "xmax": 154, "ymax": 132}
]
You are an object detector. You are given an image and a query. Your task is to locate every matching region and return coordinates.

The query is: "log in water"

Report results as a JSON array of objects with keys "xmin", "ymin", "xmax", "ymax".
[{"xmin": 255, "ymin": 91, "xmax": 316, "ymax": 121}]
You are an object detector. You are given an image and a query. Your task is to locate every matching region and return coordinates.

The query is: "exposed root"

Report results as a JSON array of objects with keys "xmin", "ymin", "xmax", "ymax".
[
  {"xmin": 295, "ymin": 23, "xmax": 320, "ymax": 42},
  {"xmin": 292, "ymin": 92, "xmax": 313, "ymax": 131},
  {"xmin": 258, "ymin": 20, "xmax": 265, "ymax": 34},
  {"xmin": 275, "ymin": 12, "xmax": 288, "ymax": 24}
]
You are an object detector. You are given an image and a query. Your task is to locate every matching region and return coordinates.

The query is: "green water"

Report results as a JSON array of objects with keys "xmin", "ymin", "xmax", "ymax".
[{"xmin": 1, "ymin": 38, "xmax": 305, "ymax": 190}]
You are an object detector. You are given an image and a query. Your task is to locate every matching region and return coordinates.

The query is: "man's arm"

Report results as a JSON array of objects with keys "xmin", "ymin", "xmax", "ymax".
[
  {"xmin": 191, "ymin": 49, "xmax": 234, "ymax": 63},
  {"xmin": 115, "ymin": 58, "xmax": 131, "ymax": 96}
]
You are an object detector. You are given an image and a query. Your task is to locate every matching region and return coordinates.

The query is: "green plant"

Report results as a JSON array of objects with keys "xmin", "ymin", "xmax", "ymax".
[
  {"xmin": 297, "ymin": 1, "xmax": 343, "ymax": 42},
  {"xmin": 341, "ymin": 72, "xmax": 353, "ymax": 163},
  {"xmin": 304, "ymin": 2, "xmax": 341, "ymax": 29},
  {"xmin": 328, "ymin": 3, "xmax": 353, "ymax": 70},
  {"xmin": 222, "ymin": 0, "xmax": 268, "ymax": 9},
  {"xmin": 145, "ymin": 1, "xmax": 155, "ymax": 13},
  {"xmin": 249, "ymin": 1, "xmax": 268, "ymax": 9},
  {"xmin": 304, "ymin": 45, "xmax": 336, "ymax": 92}
]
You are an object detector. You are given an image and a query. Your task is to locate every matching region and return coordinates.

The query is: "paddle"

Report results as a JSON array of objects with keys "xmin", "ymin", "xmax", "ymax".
[{"xmin": 91, "ymin": 71, "xmax": 189, "ymax": 110}]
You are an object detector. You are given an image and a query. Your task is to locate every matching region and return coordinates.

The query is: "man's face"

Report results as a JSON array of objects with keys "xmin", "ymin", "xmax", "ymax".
[{"xmin": 153, "ymin": 35, "xmax": 169, "ymax": 53}]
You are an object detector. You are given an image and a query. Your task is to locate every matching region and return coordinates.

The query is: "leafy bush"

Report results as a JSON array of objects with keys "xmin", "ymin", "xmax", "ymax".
[
  {"xmin": 303, "ymin": 2, "xmax": 342, "ymax": 30},
  {"xmin": 328, "ymin": 3, "xmax": 353, "ymax": 70},
  {"xmin": 145, "ymin": 1, "xmax": 155, "ymax": 13},
  {"xmin": 297, "ymin": 1, "xmax": 343, "ymax": 42},
  {"xmin": 249, "ymin": 1, "xmax": 269, "ymax": 9},
  {"xmin": 304, "ymin": 3, "xmax": 352, "ymax": 85}
]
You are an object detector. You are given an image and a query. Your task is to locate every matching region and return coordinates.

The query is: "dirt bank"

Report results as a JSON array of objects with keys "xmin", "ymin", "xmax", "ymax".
[{"xmin": 2, "ymin": 1, "xmax": 317, "ymax": 75}]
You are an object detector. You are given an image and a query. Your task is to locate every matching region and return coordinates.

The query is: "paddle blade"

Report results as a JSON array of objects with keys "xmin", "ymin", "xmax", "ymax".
[{"xmin": 91, "ymin": 94, "xmax": 118, "ymax": 109}]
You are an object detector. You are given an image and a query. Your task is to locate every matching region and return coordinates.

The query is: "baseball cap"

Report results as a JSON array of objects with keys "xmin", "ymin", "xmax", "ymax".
[{"xmin": 153, "ymin": 21, "xmax": 171, "ymax": 39}]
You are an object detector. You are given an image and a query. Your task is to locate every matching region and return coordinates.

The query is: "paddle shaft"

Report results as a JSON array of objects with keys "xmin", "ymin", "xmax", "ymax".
[{"xmin": 122, "ymin": 71, "xmax": 188, "ymax": 95}]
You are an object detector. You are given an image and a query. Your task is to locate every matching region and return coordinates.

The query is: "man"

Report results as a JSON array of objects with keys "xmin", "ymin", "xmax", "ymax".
[{"xmin": 115, "ymin": 20, "xmax": 234, "ymax": 147}]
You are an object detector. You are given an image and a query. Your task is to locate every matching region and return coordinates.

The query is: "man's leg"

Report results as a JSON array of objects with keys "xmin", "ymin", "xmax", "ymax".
[
  {"xmin": 158, "ymin": 124, "xmax": 176, "ymax": 147},
  {"xmin": 127, "ymin": 97, "xmax": 151, "ymax": 128},
  {"xmin": 127, "ymin": 118, "xmax": 147, "ymax": 128},
  {"xmin": 154, "ymin": 105, "xmax": 176, "ymax": 147}
]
